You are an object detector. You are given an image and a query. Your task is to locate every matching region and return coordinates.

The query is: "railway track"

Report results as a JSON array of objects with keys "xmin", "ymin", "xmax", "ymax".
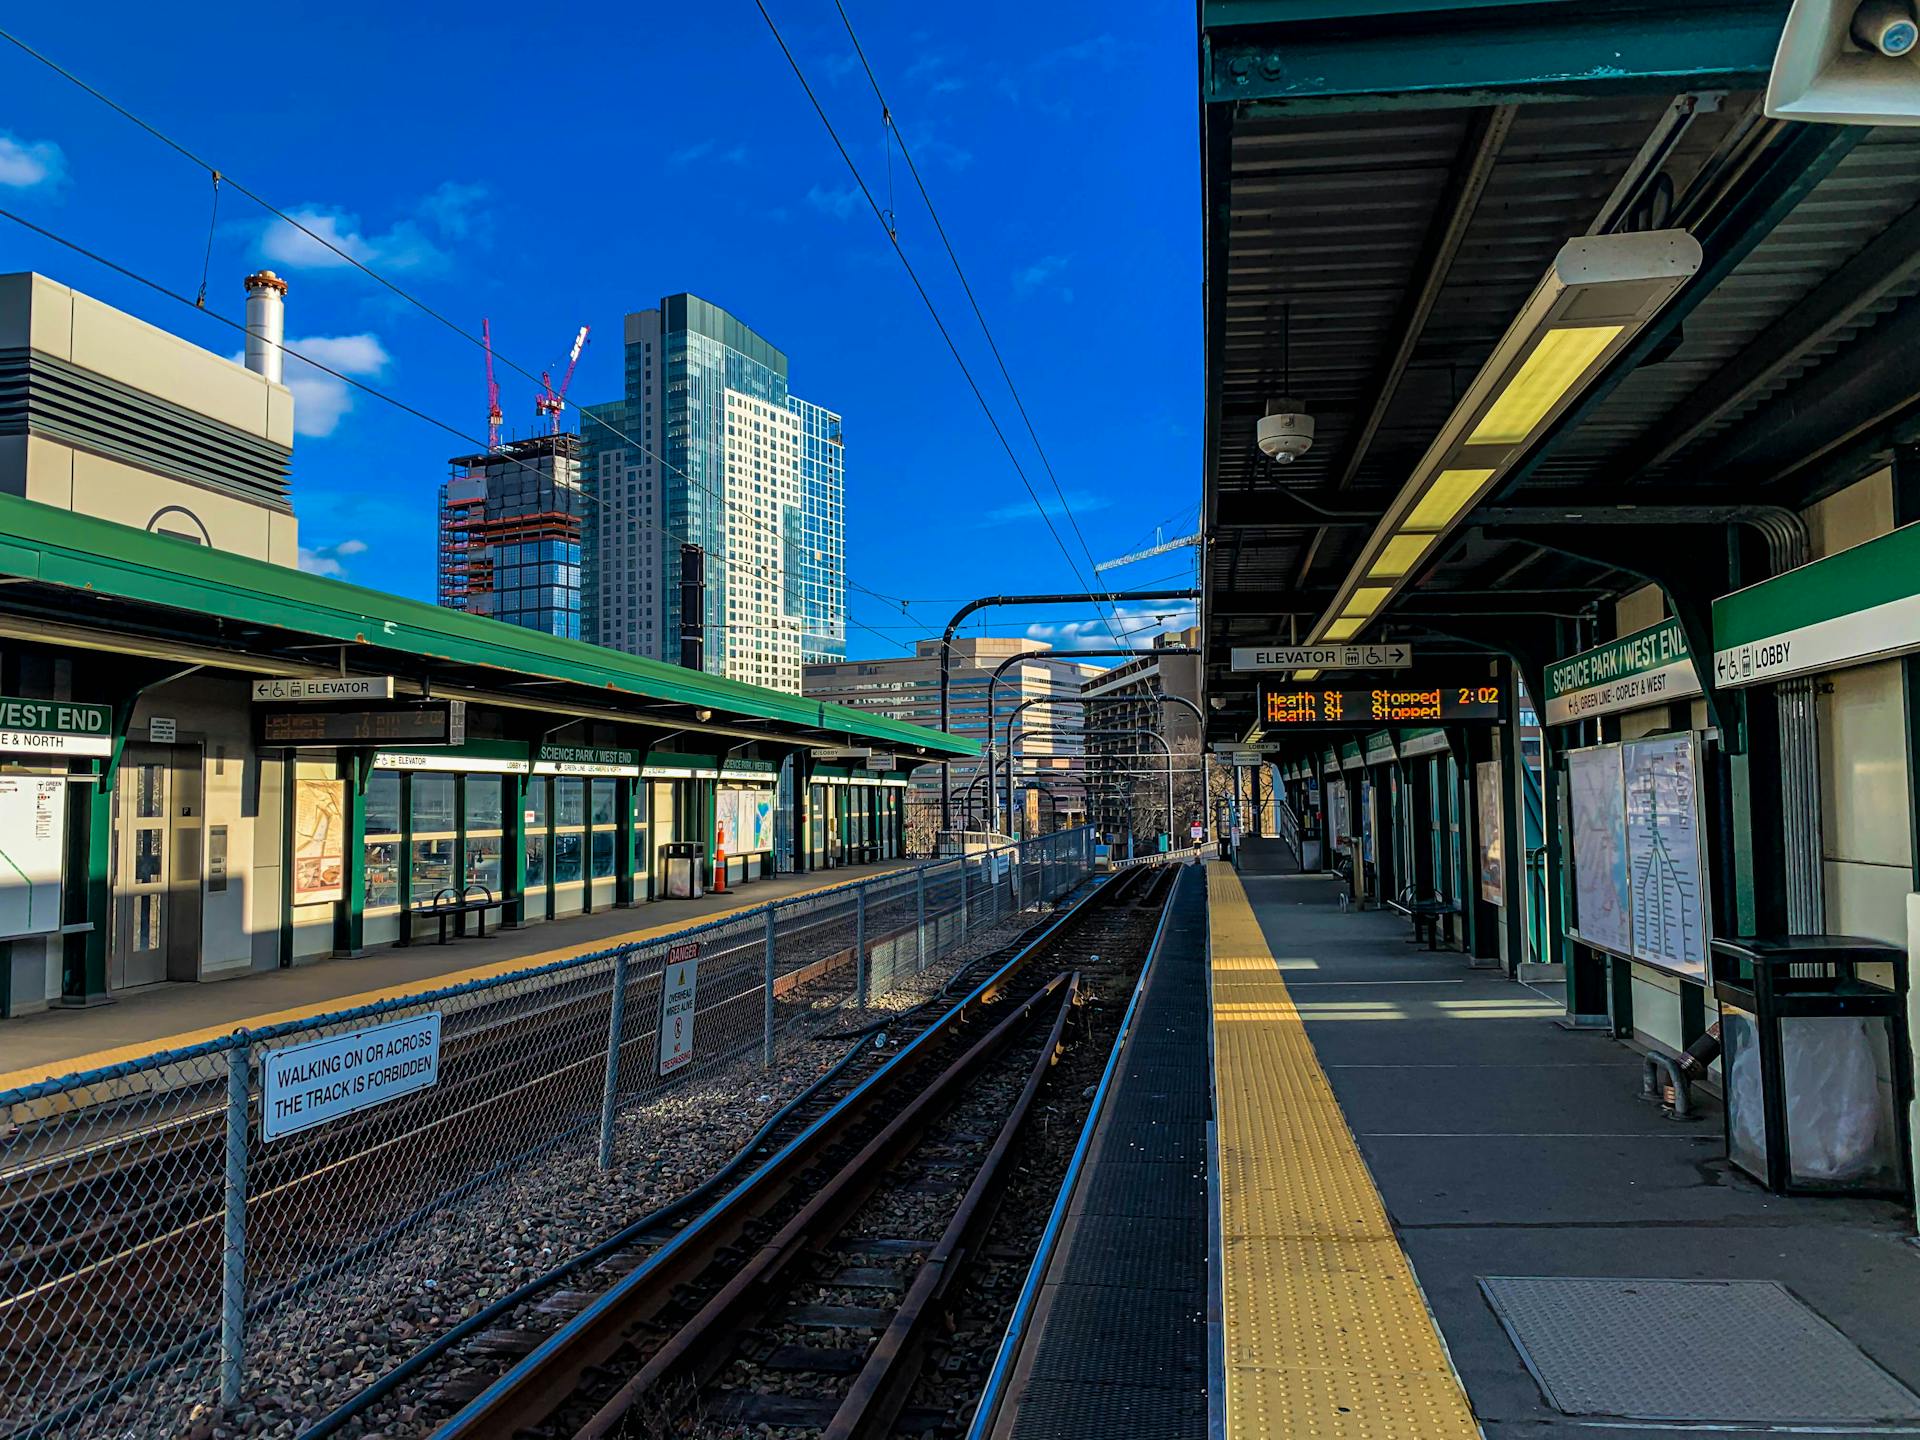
[
  {"xmin": 409, "ymin": 865, "xmax": 1174, "ymax": 1440},
  {"xmin": 0, "ymin": 866, "xmax": 1008, "ymax": 1437}
]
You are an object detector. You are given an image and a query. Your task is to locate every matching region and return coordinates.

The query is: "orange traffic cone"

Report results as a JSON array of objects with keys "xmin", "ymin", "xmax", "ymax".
[{"xmin": 712, "ymin": 820, "xmax": 728, "ymax": 894}]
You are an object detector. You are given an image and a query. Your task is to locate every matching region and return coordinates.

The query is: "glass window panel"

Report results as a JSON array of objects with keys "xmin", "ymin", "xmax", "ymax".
[
  {"xmin": 466, "ymin": 775, "xmax": 504, "ymax": 831},
  {"xmin": 137, "ymin": 765, "xmax": 164, "ymax": 819},
  {"xmin": 590, "ymin": 780, "xmax": 616, "ymax": 825},
  {"xmin": 412, "ymin": 838, "xmax": 455, "ymax": 900},
  {"xmin": 365, "ymin": 770, "xmax": 402, "ymax": 836},
  {"xmin": 412, "ymin": 774, "xmax": 456, "ymax": 833},
  {"xmin": 590, "ymin": 829, "xmax": 615, "ymax": 879},
  {"xmin": 135, "ymin": 830, "xmax": 164, "ymax": 884},
  {"xmin": 135, "ymin": 893, "xmax": 161, "ymax": 951},
  {"xmin": 554, "ymin": 832, "xmax": 584, "ymax": 883},
  {"xmin": 527, "ymin": 777, "xmax": 548, "ymax": 825},
  {"xmin": 465, "ymin": 835, "xmax": 503, "ymax": 894},
  {"xmin": 557, "ymin": 778, "xmax": 585, "ymax": 827},
  {"xmin": 365, "ymin": 839, "xmax": 400, "ymax": 908},
  {"xmin": 525, "ymin": 834, "xmax": 548, "ymax": 888}
]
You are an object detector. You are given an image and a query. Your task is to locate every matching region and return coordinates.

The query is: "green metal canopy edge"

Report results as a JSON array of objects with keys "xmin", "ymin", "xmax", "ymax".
[{"xmin": 0, "ymin": 493, "xmax": 975, "ymax": 759}]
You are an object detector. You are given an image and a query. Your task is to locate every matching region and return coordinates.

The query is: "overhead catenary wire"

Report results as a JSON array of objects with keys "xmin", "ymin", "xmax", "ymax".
[
  {"xmin": 750, "ymin": 0, "xmax": 1126, "ymax": 651},
  {"xmin": 828, "ymin": 0, "xmax": 1128, "ymax": 651},
  {"xmin": 0, "ymin": 206, "xmax": 920, "ymax": 662},
  {"xmin": 0, "ymin": 24, "xmax": 911, "ymax": 620}
]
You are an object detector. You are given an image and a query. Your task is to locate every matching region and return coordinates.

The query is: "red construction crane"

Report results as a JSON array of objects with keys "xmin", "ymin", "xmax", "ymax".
[
  {"xmin": 536, "ymin": 325, "xmax": 591, "ymax": 434},
  {"xmin": 482, "ymin": 318, "xmax": 504, "ymax": 450}
]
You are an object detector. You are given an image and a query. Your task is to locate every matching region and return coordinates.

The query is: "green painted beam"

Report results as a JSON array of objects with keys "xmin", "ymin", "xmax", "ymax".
[
  {"xmin": 1203, "ymin": 5, "xmax": 1783, "ymax": 110},
  {"xmin": 0, "ymin": 493, "xmax": 974, "ymax": 759}
]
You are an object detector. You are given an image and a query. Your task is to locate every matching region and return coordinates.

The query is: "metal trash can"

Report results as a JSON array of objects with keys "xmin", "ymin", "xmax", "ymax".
[
  {"xmin": 663, "ymin": 841, "xmax": 706, "ymax": 900},
  {"xmin": 1711, "ymin": 935, "xmax": 1911, "ymax": 1199}
]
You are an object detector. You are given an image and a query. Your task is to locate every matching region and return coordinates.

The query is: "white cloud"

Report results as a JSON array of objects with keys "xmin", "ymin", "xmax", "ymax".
[
  {"xmin": 979, "ymin": 489, "xmax": 1110, "ymax": 526},
  {"xmin": 259, "ymin": 182, "xmax": 489, "ymax": 274},
  {"xmin": 806, "ymin": 184, "xmax": 862, "ymax": 221},
  {"xmin": 235, "ymin": 333, "xmax": 390, "ymax": 438},
  {"xmin": 1025, "ymin": 601, "xmax": 1198, "ymax": 650},
  {"xmin": 0, "ymin": 133, "xmax": 65, "ymax": 189},
  {"xmin": 1014, "ymin": 253, "xmax": 1071, "ymax": 297},
  {"xmin": 298, "ymin": 538, "xmax": 369, "ymax": 578}
]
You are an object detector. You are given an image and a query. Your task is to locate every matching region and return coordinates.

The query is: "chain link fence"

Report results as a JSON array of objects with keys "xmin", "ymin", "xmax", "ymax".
[{"xmin": 0, "ymin": 828, "xmax": 1092, "ymax": 1439}]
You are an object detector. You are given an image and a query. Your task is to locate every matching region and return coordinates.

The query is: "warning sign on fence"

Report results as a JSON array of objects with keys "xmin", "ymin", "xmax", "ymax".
[
  {"xmin": 261, "ymin": 1011, "xmax": 442, "ymax": 1141},
  {"xmin": 659, "ymin": 942, "xmax": 700, "ymax": 1076}
]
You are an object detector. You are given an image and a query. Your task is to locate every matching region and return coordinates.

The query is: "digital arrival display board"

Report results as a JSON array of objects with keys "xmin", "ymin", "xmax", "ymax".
[
  {"xmin": 1258, "ymin": 683, "xmax": 1505, "ymax": 727},
  {"xmin": 259, "ymin": 702, "xmax": 467, "ymax": 748}
]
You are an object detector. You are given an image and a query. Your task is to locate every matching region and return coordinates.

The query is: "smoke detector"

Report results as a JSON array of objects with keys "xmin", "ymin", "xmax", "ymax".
[{"xmin": 1257, "ymin": 399, "xmax": 1315, "ymax": 466}]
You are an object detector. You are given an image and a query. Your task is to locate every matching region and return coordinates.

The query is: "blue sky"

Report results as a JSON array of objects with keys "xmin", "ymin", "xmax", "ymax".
[{"xmin": 0, "ymin": 1, "xmax": 1199, "ymax": 658}]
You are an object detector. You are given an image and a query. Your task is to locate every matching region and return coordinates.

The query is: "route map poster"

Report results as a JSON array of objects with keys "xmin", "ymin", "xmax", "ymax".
[
  {"xmin": 1624, "ymin": 734, "xmax": 1708, "ymax": 978},
  {"xmin": 1566, "ymin": 746, "xmax": 1631, "ymax": 957}
]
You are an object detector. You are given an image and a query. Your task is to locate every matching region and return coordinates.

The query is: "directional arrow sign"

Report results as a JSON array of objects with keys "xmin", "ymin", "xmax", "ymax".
[{"xmin": 1230, "ymin": 645, "xmax": 1413, "ymax": 671}]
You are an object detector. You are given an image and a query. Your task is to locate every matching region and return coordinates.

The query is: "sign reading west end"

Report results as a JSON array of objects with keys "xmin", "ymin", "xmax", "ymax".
[
  {"xmin": 260, "ymin": 702, "xmax": 466, "ymax": 748},
  {"xmin": 1258, "ymin": 683, "xmax": 1504, "ymax": 727},
  {"xmin": 535, "ymin": 744, "xmax": 641, "ymax": 777},
  {"xmin": 1544, "ymin": 619, "xmax": 1700, "ymax": 725},
  {"xmin": 0, "ymin": 698, "xmax": 113, "ymax": 756},
  {"xmin": 252, "ymin": 677, "xmax": 397, "ymax": 703},
  {"xmin": 1231, "ymin": 644, "xmax": 1413, "ymax": 671},
  {"xmin": 1713, "ymin": 522, "xmax": 1920, "ymax": 689}
]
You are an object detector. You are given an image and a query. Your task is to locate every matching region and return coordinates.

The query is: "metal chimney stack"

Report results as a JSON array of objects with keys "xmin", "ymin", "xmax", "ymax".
[{"xmin": 242, "ymin": 270, "xmax": 288, "ymax": 384}]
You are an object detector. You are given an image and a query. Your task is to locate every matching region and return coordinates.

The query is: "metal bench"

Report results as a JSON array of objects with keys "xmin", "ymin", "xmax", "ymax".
[
  {"xmin": 1392, "ymin": 884, "xmax": 1456, "ymax": 950},
  {"xmin": 401, "ymin": 884, "xmax": 497, "ymax": 946}
]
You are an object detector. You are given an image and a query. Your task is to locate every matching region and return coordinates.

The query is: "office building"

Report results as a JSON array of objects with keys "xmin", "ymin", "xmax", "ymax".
[
  {"xmin": 805, "ymin": 637, "xmax": 1104, "ymax": 835},
  {"xmin": 579, "ymin": 295, "xmax": 845, "ymax": 692},
  {"xmin": 437, "ymin": 434, "xmax": 584, "ymax": 639},
  {"xmin": 1081, "ymin": 626, "xmax": 1204, "ymax": 841}
]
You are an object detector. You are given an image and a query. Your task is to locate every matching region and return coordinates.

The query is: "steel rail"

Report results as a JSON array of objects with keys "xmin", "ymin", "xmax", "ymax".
[
  {"xmin": 574, "ymin": 969, "xmax": 1080, "ymax": 1439},
  {"xmin": 432, "ymin": 869, "xmax": 1121, "ymax": 1438}
]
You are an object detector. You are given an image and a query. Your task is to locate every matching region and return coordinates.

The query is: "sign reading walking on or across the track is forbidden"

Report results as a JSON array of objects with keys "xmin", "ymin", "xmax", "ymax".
[
  {"xmin": 659, "ymin": 943, "xmax": 700, "ymax": 1076},
  {"xmin": 261, "ymin": 1011, "xmax": 442, "ymax": 1141}
]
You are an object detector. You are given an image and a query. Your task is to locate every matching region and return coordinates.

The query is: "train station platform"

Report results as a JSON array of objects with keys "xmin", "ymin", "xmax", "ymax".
[
  {"xmin": 0, "ymin": 858, "xmax": 919, "ymax": 1090},
  {"xmin": 1209, "ymin": 863, "xmax": 1920, "ymax": 1438}
]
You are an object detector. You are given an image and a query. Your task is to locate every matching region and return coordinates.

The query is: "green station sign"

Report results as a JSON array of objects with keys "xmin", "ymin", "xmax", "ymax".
[
  {"xmin": 1545, "ymin": 619, "xmax": 1699, "ymax": 725},
  {"xmin": 0, "ymin": 697, "xmax": 113, "ymax": 757}
]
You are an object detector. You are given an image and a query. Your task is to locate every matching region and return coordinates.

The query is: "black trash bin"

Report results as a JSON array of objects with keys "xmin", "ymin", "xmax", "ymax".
[
  {"xmin": 662, "ymin": 841, "xmax": 706, "ymax": 900},
  {"xmin": 1710, "ymin": 935, "xmax": 1912, "ymax": 1199}
]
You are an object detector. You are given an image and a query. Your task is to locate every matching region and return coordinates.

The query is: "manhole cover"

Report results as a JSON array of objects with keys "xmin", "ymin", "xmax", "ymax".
[{"xmin": 1480, "ymin": 1276, "xmax": 1920, "ymax": 1424}]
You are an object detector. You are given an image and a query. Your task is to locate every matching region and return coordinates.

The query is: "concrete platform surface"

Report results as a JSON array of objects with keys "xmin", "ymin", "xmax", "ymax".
[
  {"xmin": 1238, "ymin": 870, "xmax": 1920, "ymax": 1438},
  {"xmin": 0, "ymin": 860, "xmax": 918, "ymax": 1090}
]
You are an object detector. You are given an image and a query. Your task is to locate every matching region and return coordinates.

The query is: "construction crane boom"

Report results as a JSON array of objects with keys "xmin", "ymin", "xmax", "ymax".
[
  {"xmin": 482, "ymin": 318, "xmax": 503, "ymax": 450},
  {"xmin": 1094, "ymin": 532, "xmax": 1201, "ymax": 572},
  {"xmin": 536, "ymin": 325, "xmax": 591, "ymax": 434}
]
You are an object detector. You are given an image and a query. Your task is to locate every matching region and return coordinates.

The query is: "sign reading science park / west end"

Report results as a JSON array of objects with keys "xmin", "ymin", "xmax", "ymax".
[
  {"xmin": 1545, "ymin": 619, "xmax": 1700, "ymax": 726},
  {"xmin": 1258, "ymin": 683, "xmax": 1503, "ymax": 727}
]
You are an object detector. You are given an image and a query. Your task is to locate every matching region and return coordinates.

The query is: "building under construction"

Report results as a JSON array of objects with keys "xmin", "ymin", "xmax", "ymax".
[{"xmin": 437, "ymin": 434, "xmax": 584, "ymax": 639}]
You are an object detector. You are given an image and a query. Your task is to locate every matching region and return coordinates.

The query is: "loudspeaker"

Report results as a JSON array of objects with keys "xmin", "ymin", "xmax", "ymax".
[{"xmin": 1767, "ymin": 0, "xmax": 1920, "ymax": 124}]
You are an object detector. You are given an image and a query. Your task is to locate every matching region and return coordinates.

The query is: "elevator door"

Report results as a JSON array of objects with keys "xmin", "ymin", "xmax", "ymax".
[{"xmin": 111, "ymin": 748, "xmax": 171, "ymax": 989}]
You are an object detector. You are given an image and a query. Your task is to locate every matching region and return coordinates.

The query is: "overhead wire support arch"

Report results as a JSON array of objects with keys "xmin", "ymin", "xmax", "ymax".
[{"xmin": 934, "ymin": 589, "xmax": 1199, "ymax": 829}]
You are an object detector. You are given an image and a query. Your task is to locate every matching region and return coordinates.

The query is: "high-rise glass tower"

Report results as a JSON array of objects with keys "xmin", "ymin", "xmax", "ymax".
[
  {"xmin": 437, "ymin": 434, "xmax": 584, "ymax": 639},
  {"xmin": 579, "ymin": 295, "xmax": 844, "ymax": 692}
]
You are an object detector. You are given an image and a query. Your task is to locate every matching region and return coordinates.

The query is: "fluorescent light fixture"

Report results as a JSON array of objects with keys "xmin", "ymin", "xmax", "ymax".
[
  {"xmin": 1468, "ymin": 325, "xmax": 1623, "ymax": 445},
  {"xmin": 1370, "ymin": 532, "xmax": 1438, "ymax": 580},
  {"xmin": 1306, "ymin": 230, "xmax": 1701, "ymax": 646},
  {"xmin": 1403, "ymin": 468, "xmax": 1496, "ymax": 531},
  {"xmin": 1343, "ymin": 586, "xmax": 1391, "ymax": 617},
  {"xmin": 1293, "ymin": 668, "xmax": 1321, "ymax": 680}
]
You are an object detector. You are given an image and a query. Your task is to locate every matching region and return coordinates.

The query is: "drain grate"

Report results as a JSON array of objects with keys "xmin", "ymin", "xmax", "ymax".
[{"xmin": 1481, "ymin": 1276, "xmax": 1920, "ymax": 1424}]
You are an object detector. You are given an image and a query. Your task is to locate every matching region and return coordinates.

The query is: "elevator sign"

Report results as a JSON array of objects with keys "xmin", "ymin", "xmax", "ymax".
[{"xmin": 1232, "ymin": 645, "xmax": 1413, "ymax": 671}]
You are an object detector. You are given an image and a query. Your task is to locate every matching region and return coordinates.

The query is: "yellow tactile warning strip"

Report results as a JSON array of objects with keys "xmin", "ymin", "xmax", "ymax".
[
  {"xmin": 1210, "ymin": 862, "xmax": 1480, "ymax": 1440},
  {"xmin": 0, "ymin": 864, "xmax": 911, "ymax": 1092}
]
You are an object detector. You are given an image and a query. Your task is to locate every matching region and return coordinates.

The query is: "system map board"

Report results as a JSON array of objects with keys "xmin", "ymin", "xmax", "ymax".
[
  {"xmin": 1565, "ymin": 734, "xmax": 1709, "ymax": 979},
  {"xmin": 1258, "ymin": 683, "xmax": 1504, "ymax": 727}
]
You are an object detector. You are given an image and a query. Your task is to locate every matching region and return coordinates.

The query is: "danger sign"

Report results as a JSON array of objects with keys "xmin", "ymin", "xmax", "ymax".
[{"xmin": 659, "ymin": 942, "xmax": 700, "ymax": 1076}]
